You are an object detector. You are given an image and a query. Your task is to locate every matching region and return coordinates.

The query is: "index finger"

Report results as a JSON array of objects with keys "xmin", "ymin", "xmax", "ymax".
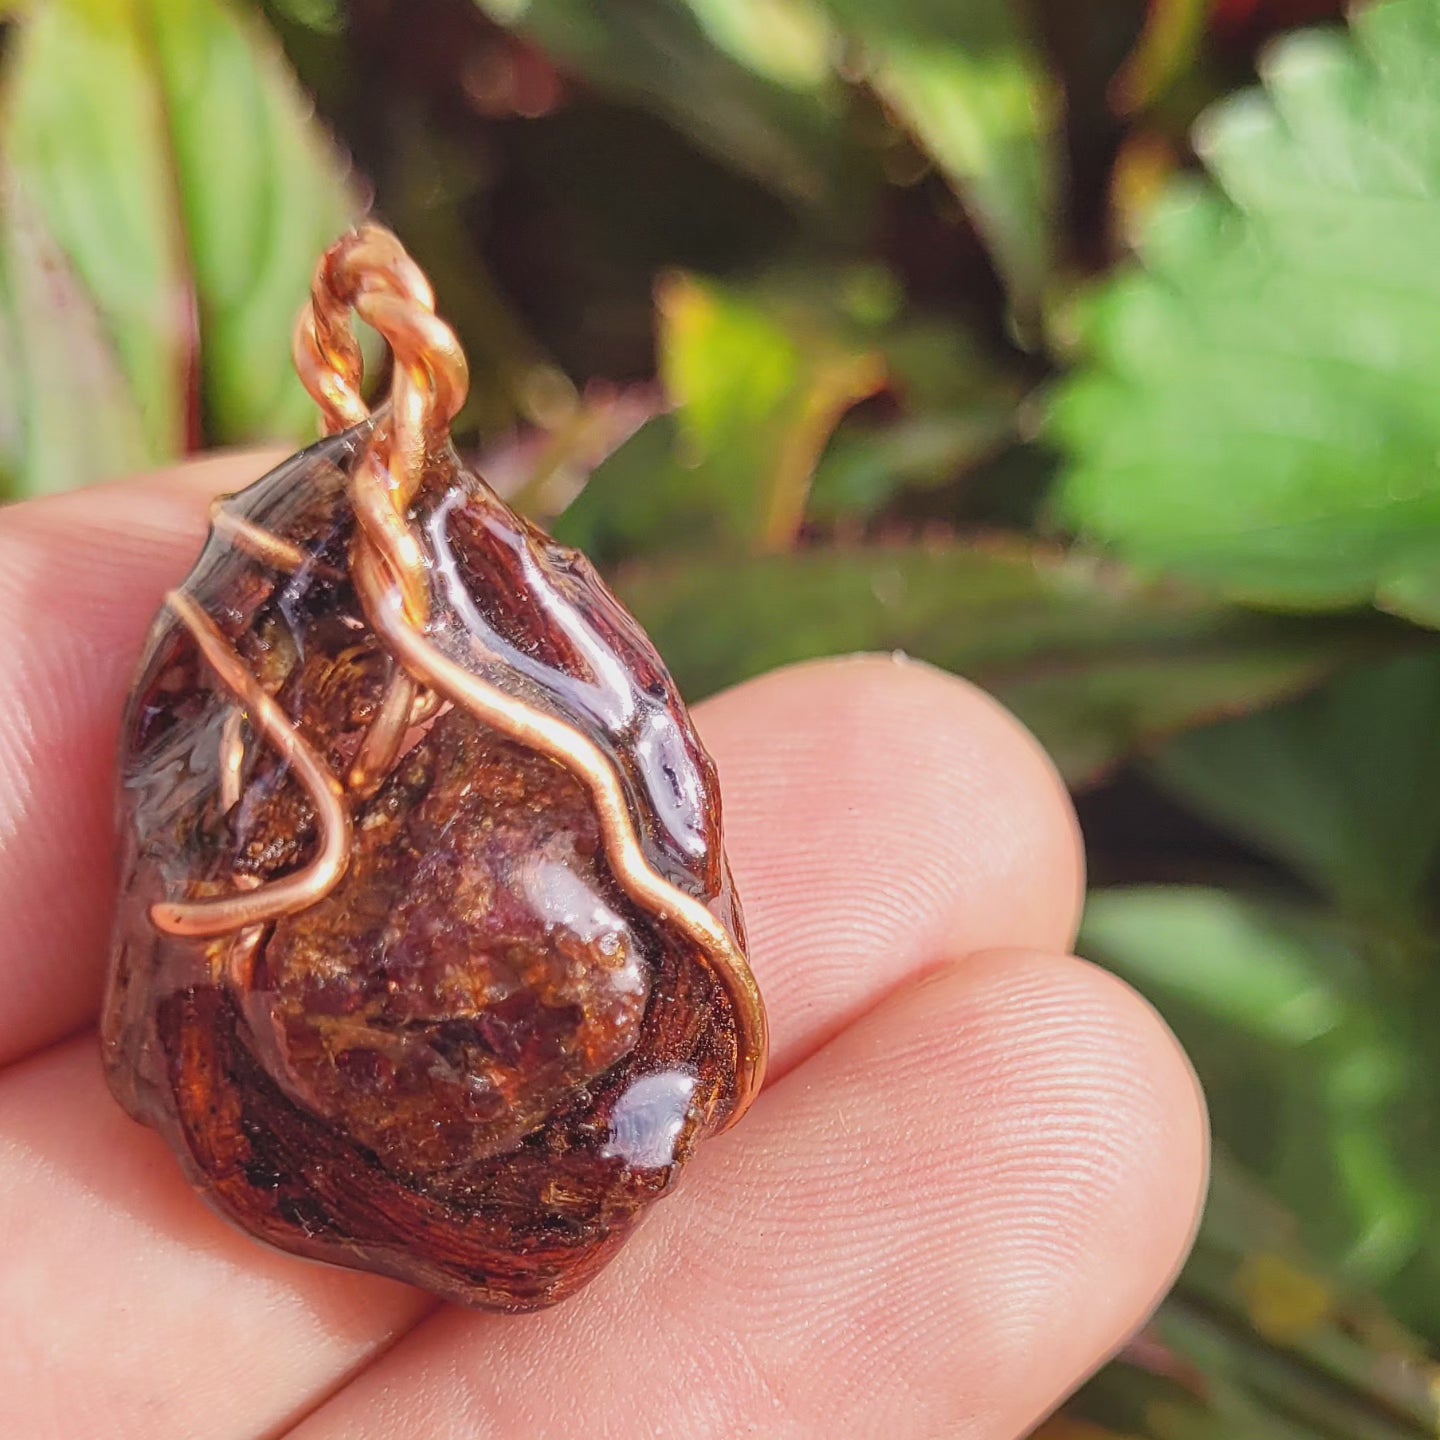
[{"xmin": 0, "ymin": 452, "xmax": 283, "ymax": 1064}]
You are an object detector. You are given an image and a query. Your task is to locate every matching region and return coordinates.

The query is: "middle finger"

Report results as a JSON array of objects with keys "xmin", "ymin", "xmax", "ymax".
[{"xmin": 0, "ymin": 657, "xmax": 1081, "ymax": 1440}]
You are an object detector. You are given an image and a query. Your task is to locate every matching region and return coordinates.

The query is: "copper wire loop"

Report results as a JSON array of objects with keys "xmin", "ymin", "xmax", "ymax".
[
  {"xmin": 151, "ymin": 591, "xmax": 353, "ymax": 937},
  {"xmin": 156, "ymin": 224, "xmax": 767, "ymax": 1123}
]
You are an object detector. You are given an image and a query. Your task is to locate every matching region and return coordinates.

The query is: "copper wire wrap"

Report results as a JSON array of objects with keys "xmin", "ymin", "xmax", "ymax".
[
  {"xmin": 151, "ymin": 592, "xmax": 353, "ymax": 936},
  {"xmin": 151, "ymin": 224, "xmax": 767, "ymax": 1125}
]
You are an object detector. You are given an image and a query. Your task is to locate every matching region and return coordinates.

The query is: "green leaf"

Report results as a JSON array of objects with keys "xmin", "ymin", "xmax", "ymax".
[
  {"xmin": 1083, "ymin": 888, "xmax": 1357, "ymax": 1049},
  {"xmin": 0, "ymin": 175, "xmax": 153, "ymax": 496},
  {"xmin": 0, "ymin": 0, "xmax": 360, "ymax": 492},
  {"xmin": 1050, "ymin": 0, "xmax": 1440, "ymax": 624},
  {"xmin": 551, "ymin": 413, "xmax": 693, "ymax": 566},
  {"xmin": 806, "ymin": 408, "xmax": 1015, "ymax": 523},
  {"xmin": 678, "ymin": 0, "xmax": 833, "ymax": 91},
  {"xmin": 557, "ymin": 272, "xmax": 884, "ymax": 560},
  {"xmin": 1151, "ymin": 655, "xmax": 1440, "ymax": 924},
  {"xmin": 807, "ymin": 317, "xmax": 1029, "ymax": 522},
  {"xmin": 474, "ymin": 0, "xmax": 843, "ymax": 206},
  {"xmin": 613, "ymin": 541, "xmax": 1399, "ymax": 787},
  {"xmin": 1082, "ymin": 887, "xmax": 1426, "ymax": 1287},
  {"xmin": 661, "ymin": 272, "xmax": 885, "ymax": 547},
  {"xmin": 816, "ymin": 0, "xmax": 1058, "ymax": 320},
  {"xmin": 2, "ymin": 0, "xmax": 193, "ymax": 467},
  {"xmin": 145, "ymin": 0, "xmax": 359, "ymax": 445}
]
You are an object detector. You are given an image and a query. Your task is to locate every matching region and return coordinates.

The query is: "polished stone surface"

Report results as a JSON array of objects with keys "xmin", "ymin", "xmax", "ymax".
[{"xmin": 104, "ymin": 428, "xmax": 744, "ymax": 1309}]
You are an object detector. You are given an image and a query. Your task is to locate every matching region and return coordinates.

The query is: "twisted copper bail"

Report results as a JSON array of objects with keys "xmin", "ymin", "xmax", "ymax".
[
  {"xmin": 293, "ymin": 224, "xmax": 471, "ymax": 631},
  {"xmin": 293, "ymin": 223, "xmax": 469, "ymax": 440}
]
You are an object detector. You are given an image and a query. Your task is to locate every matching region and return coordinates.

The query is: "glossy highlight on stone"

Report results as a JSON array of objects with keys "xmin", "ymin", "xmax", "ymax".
[{"xmin": 103, "ymin": 427, "xmax": 751, "ymax": 1310}]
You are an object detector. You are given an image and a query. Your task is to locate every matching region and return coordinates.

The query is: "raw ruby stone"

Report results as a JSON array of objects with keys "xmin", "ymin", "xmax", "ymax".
[{"xmin": 103, "ymin": 427, "xmax": 745, "ymax": 1310}]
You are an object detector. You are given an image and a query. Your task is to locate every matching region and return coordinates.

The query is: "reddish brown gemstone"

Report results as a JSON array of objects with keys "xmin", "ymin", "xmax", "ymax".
[{"xmin": 103, "ymin": 428, "xmax": 747, "ymax": 1310}]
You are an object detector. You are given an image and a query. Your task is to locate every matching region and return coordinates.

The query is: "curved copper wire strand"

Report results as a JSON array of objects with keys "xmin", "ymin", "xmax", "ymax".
[
  {"xmin": 209, "ymin": 497, "xmax": 345, "ymax": 820},
  {"xmin": 293, "ymin": 225, "xmax": 431, "ymax": 431},
  {"xmin": 351, "ymin": 543, "xmax": 769, "ymax": 1122},
  {"xmin": 352, "ymin": 441, "xmax": 431, "ymax": 626},
  {"xmin": 292, "ymin": 223, "xmax": 467, "ymax": 444},
  {"xmin": 293, "ymin": 317, "xmax": 368, "ymax": 433},
  {"xmin": 151, "ymin": 591, "xmax": 353, "ymax": 937},
  {"xmin": 185, "ymin": 224, "xmax": 767, "ymax": 1123},
  {"xmin": 355, "ymin": 290, "xmax": 468, "ymax": 445},
  {"xmin": 209, "ymin": 502, "xmax": 315, "ymax": 575}
]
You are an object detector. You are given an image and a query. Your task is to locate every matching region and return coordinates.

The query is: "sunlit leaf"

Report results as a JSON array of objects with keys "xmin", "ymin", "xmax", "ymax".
[
  {"xmin": 145, "ymin": 0, "xmax": 359, "ymax": 445},
  {"xmin": 1051, "ymin": 0, "xmax": 1440, "ymax": 625},
  {"xmin": 679, "ymin": 0, "xmax": 833, "ymax": 91},
  {"xmin": 2, "ymin": 0, "xmax": 193, "ymax": 466},
  {"xmin": 661, "ymin": 272, "xmax": 884, "ymax": 547},
  {"xmin": 0, "ymin": 0, "xmax": 361, "ymax": 492},
  {"xmin": 0, "ymin": 176, "xmax": 153, "ymax": 497},
  {"xmin": 613, "ymin": 542, "xmax": 1398, "ymax": 786},
  {"xmin": 558, "ymin": 272, "xmax": 884, "ymax": 558},
  {"xmin": 817, "ymin": 0, "xmax": 1058, "ymax": 320}
]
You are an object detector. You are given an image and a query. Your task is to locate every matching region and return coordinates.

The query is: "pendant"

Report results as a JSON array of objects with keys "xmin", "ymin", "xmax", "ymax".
[{"xmin": 101, "ymin": 226, "xmax": 766, "ymax": 1311}]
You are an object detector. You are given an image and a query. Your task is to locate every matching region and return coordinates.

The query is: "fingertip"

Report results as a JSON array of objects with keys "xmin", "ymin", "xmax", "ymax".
[
  {"xmin": 696, "ymin": 653, "xmax": 1087, "ymax": 1072},
  {"xmin": 708, "ymin": 651, "xmax": 1085, "ymax": 937},
  {"xmin": 0, "ymin": 448, "xmax": 289, "ymax": 642},
  {"xmin": 731, "ymin": 943, "xmax": 1209, "ymax": 1436},
  {"xmin": 102, "ymin": 445, "xmax": 294, "ymax": 504},
  {"xmin": 923, "ymin": 946, "xmax": 1210, "ymax": 1390}
]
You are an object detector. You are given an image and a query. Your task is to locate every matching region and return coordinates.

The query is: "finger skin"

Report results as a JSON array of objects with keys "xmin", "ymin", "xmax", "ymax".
[
  {"xmin": 282, "ymin": 950, "xmax": 1208, "ymax": 1440},
  {"xmin": 0, "ymin": 506, "xmax": 1086, "ymax": 1440},
  {"xmin": 707, "ymin": 653, "xmax": 1085, "ymax": 1078},
  {"xmin": 0, "ymin": 452, "xmax": 284, "ymax": 1065}
]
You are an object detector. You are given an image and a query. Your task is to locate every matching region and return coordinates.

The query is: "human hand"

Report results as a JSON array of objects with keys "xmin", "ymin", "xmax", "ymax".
[{"xmin": 0, "ymin": 453, "xmax": 1207, "ymax": 1440}]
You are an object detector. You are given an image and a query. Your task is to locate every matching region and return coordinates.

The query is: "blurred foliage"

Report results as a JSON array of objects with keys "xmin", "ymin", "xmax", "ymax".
[
  {"xmin": 616, "ymin": 547, "xmax": 1408, "ymax": 789},
  {"xmin": 0, "ymin": 0, "xmax": 359, "ymax": 491},
  {"xmin": 8, "ymin": 0, "xmax": 1440, "ymax": 1431},
  {"xmin": 1053, "ymin": 0, "xmax": 1440, "ymax": 624}
]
